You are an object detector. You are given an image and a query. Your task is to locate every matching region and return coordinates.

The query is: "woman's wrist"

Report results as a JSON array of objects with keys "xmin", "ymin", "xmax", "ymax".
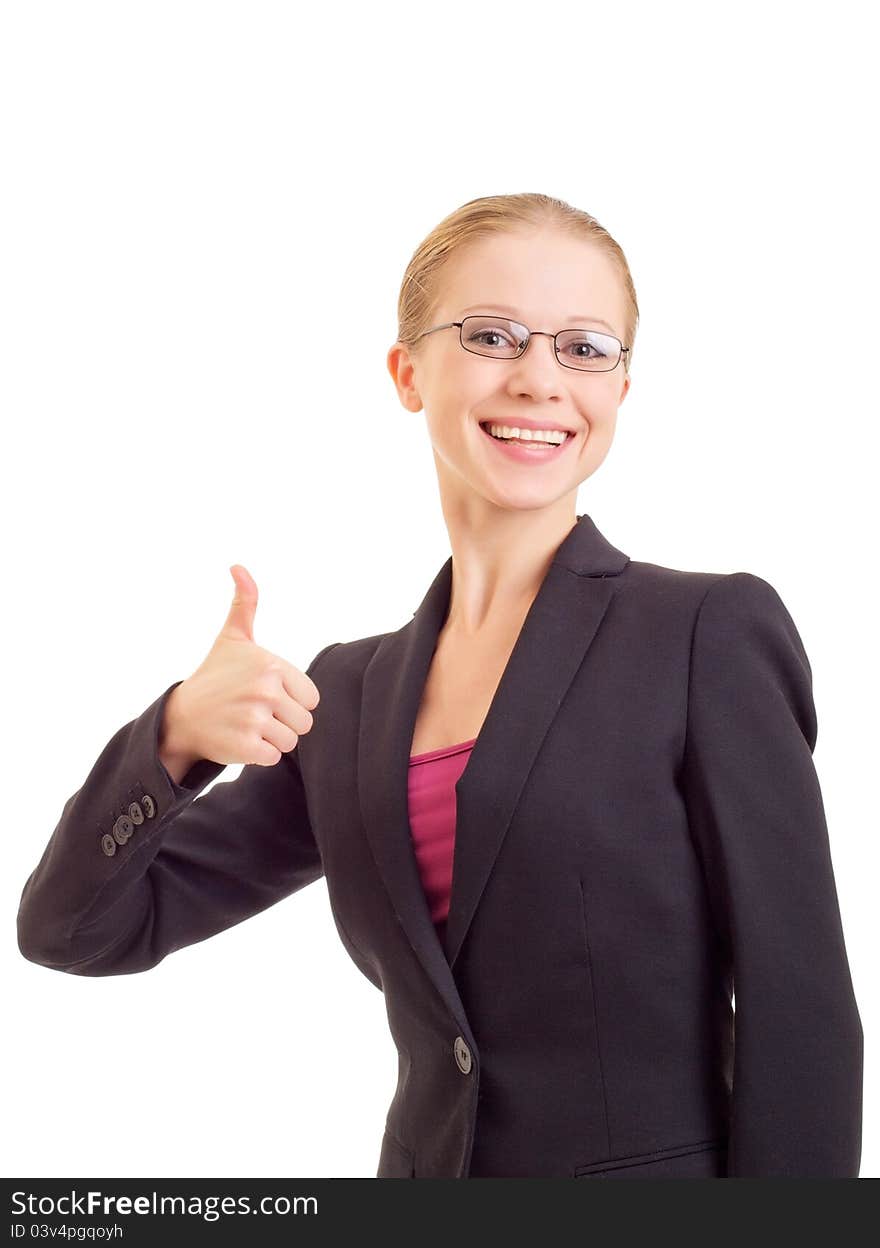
[{"xmin": 159, "ymin": 684, "xmax": 203, "ymax": 784}]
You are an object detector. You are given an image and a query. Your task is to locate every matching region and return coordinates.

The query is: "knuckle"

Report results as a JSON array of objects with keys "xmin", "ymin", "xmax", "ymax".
[
  {"xmin": 255, "ymin": 669, "xmax": 281, "ymax": 698},
  {"xmin": 245, "ymin": 703, "xmax": 268, "ymax": 730}
]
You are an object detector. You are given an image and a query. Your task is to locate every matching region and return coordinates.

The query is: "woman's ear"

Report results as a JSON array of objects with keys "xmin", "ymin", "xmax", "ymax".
[{"xmin": 387, "ymin": 342, "xmax": 424, "ymax": 413}]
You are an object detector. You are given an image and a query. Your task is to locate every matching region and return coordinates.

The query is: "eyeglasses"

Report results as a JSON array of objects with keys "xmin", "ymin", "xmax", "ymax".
[{"xmin": 413, "ymin": 315, "xmax": 630, "ymax": 373}]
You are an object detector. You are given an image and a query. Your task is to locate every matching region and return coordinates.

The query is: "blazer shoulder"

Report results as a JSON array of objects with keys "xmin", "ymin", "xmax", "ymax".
[
  {"xmin": 620, "ymin": 558, "xmax": 727, "ymax": 608},
  {"xmin": 622, "ymin": 559, "xmax": 786, "ymax": 608},
  {"xmin": 688, "ymin": 569, "xmax": 813, "ymax": 671},
  {"xmin": 617, "ymin": 564, "xmax": 805, "ymax": 655},
  {"xmin": 306, "ymin": 631, "xmax": 390, "ymax": 680}
]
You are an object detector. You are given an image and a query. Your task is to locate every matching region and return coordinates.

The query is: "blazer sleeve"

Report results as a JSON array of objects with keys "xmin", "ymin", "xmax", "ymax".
[
  {"xmin": 17, "ymin": 641, "xmax": 340, "ymax": 977},
  {"xmin": 679, "ymin": 572, "xmax": 863, "ymax": 1176}
]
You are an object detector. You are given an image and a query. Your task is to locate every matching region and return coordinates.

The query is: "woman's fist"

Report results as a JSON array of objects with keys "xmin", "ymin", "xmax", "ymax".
[{"xmin": 162, "ymin": 565, "xmax": 321, "ymax": 768}]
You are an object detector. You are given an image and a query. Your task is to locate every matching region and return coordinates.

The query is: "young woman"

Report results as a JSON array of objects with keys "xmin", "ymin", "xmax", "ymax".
[{"xmin": 17, "ymin": 193, "xmax": 863, "ymax": 1178}]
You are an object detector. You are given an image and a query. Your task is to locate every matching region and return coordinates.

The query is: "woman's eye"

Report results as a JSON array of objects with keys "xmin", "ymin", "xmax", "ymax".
[{"xmin": 568, "ymin": 340, "xmax": 599, "ymax": 358}]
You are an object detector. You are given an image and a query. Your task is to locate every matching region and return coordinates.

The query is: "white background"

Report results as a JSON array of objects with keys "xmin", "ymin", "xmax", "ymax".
[{"xmin": 2, "ymin": 0, "xmax": 876, "ymax": 1179}]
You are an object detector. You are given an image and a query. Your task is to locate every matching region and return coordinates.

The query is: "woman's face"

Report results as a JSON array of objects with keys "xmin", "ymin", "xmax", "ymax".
[{"xmin": 388, "ymin": 228, "xmax": 631, "ymax": 516}]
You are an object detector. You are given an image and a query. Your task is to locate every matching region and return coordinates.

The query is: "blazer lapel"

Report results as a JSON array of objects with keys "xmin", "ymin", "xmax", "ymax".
[{"xmin": 358, "ymin": 514, "xmax": 630, "ymax": 1017}]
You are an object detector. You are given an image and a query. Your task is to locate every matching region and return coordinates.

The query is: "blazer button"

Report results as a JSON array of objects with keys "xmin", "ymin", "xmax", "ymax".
[
  {"xmin": 100, "ymin": 833, "xmax": 117, "ymax": 857},
  {"xmin": 113, "ymin": 814, "xmax": 134, "ymax": 844},
  {"xmin": 141, "ymin": 794, "xmax": 157, "ymax": 819},
  {"xmin": 453, "ymin": 1036, "xmax": 472, "ymax": 1074},
  {"xmin": 128, "ymin": 801, "xmax": 145, "ymax": 825}
]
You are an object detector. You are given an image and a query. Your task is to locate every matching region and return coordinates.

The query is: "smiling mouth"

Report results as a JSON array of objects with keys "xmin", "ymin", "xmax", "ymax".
[{"xmin": 478, "ymin": 421, "xmax": 575, "ymax": 446}]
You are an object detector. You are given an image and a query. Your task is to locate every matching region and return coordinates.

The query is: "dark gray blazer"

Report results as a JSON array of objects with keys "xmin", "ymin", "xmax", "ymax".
[{"xmin": 17, "ymin": 514, "xmax": 863, "ymax": 1178}]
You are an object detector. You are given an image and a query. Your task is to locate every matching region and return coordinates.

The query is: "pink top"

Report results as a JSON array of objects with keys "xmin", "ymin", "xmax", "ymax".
[{"xmin": 407, "ymin": 737, "xmax": 477, "ymax": 939}]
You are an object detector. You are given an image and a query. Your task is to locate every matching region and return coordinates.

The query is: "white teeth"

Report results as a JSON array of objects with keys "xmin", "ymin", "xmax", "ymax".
[{"xmin": 484, "ymin": 423, "xmax": 569, "ymax": 445}]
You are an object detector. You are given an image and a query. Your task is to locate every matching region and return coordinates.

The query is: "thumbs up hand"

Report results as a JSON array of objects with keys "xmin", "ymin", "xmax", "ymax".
[{"xmin": 161, "ymin": 565, "xmax": 322, "ymax": 768}]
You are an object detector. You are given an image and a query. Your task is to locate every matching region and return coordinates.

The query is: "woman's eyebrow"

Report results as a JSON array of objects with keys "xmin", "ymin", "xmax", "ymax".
[{"xmin": 460, "ymin": 303, "xmax": 616, "ymax": 333}]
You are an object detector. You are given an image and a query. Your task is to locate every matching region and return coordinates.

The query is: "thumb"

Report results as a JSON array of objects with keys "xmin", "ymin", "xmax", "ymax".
[{"xmin": 222, "ymin": 564, "xmax": 259, "ymax": 641}]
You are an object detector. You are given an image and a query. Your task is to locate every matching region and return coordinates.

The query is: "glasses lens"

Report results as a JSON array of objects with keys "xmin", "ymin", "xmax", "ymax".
[
  {"xmin": 461, "ymin": 316, "xmax": 528, "ymax": 358},
  {"xmin": 461, "ymin": 316, "xmax": 621, "ymax": 371},
  {"xmin": 556, "ymin": 329, "xmax": 622, "ymax": 372}
]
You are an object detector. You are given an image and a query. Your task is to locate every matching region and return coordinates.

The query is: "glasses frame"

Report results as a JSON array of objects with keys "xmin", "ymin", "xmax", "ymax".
[{"xmin": 412, "ymin": 315, "xmax": 630, "ymax": 373}]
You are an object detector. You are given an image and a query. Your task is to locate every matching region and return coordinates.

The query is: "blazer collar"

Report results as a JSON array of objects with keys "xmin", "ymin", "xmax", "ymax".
[{"xmin": 358, "ymin": 514, "xmax": 630, "ymax": 1036}]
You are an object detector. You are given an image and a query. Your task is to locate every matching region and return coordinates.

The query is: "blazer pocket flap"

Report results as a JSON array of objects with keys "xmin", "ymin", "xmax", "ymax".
[{"xmin": 575, "ymin": 1136, "xmax": 727, "ymax": 1178}]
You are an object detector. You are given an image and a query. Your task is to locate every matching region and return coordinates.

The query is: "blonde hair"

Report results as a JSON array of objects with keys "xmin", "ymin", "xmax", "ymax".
[{"xmin": 396, "ymin": 192, "xmax": 639, "ymax": 376}]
